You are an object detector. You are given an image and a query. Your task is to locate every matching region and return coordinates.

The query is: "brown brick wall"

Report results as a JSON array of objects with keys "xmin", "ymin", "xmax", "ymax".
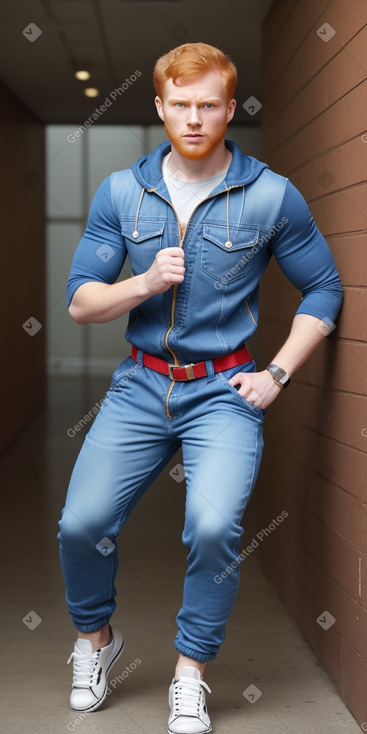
[
  {"xmin": 0, "ymin": 83, "xmax": 45, "ymax": 451},
  {"xmin": 258, "ymin": 0, "xmax": 367, "ymax": 724}
]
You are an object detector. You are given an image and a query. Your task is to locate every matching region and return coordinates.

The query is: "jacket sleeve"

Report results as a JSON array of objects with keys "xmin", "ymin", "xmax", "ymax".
[
  {"xmin": 66, "ymin": 176, "xmax": 127, "ymax": 307},
  {"xmin": 270, "ymin": 179, "xmax": 343, "ymax": 325}
]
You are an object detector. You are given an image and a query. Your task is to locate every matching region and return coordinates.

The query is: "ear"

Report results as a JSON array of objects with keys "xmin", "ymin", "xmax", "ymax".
[
  {"xmin": 155, "ymin": 96, "xmax": 165, "ymax": 121},
  {"xmin": 226, "ymin": 98, "xmax": 237, "ymax": 124}
]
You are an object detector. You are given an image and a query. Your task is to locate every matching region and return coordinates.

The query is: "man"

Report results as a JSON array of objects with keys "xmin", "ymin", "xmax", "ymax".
[{"xmin": 58, "ymin": 42, "xmax": 343, "ymax": 734}]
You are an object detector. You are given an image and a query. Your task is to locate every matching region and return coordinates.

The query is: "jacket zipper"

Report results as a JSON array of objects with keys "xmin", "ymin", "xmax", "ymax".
[
  {"xmin": 147, "ymin": 190, "xmax": 182, "ymax": 417},
  {"xmin": 245, "ymin": 298, "xmax": 257, "ymax": 326},
  {"xmin": 147, "ymin": 185, "xmax": 242, "ymax": 418}
]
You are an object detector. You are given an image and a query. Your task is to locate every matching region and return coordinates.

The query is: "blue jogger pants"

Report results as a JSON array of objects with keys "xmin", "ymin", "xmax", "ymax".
[{"xmin": 58, "ymin": 352, "xmax": 265, "ymax": 662}]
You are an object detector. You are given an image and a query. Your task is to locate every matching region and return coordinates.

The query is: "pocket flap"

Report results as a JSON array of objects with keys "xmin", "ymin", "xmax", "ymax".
[
  {"xmin": 120, "ymin": 220, "xmax": 165, "ymax": 243},
  {"xmin": 203, "ymin": 224, "xmax": 260, "ymax": 251}
]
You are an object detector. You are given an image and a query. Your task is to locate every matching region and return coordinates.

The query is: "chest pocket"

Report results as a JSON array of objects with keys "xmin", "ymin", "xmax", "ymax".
[
  {"xmin": 120, "ymin": 220, "xmax": 165, "ymax": 274},
  {"xmin": 201, "ymin": 224, "xmax": 260, "ymax": 285}
]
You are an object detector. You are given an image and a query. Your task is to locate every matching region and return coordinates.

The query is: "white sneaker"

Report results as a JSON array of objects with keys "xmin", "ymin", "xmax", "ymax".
[
  {"xmin": 67, "ymin": 626, "xmax": 124, "ymax": 712},
  {"xmin": 168, "ymin": 666, "xmax": 212, "ymax": 734}
]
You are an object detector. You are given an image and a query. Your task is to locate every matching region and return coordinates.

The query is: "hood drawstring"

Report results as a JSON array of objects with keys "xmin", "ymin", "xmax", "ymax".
[
  {"xmin": 224, "ymin": 189, "xmax": 233, "ymax": 249},
  {"xmin": 132, "ymin": 188, "xmax": 145, "ymax": 239},
  {"xmin": 224, "ymin": 185, "xmax": 246, "ymax": 249}
]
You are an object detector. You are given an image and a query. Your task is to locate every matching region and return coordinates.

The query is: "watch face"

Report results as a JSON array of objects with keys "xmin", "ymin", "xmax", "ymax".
[
  {"xmin": 267, "ymin": 364, "xmax": 290, "ymax": 388},
  {"xmin": 272, "ymin": 367, "xmax": 286, "ymax": 381},
  {"xmin": 267, "ymin": 365, "xmax": 289, "ymax": 385}
]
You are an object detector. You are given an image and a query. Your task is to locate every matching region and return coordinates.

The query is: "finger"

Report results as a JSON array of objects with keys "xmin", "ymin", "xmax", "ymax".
[
  {"xmin": 244, "ymin": 390, "xmax": 261, "ymax": 404},
  {"xmin": 228, "ymin": 373, "xmax": 246, "ymax": 387},
  {"xmin": 156, "ymin": 261, "xmax": 185, "ymax": 274},
  {"xmin": 165, "ymin": 263, "xmax": 185, "ymax": 273},
  {"xmin": 175, "ymin": 260, "xmax": 185, "ymax": 269},
  {"xmin": 161, "ymin": 247, "xmax": 184, "ymax": 258},
  {"xmin": 157, "ymin": 254, "xmax": 185, "ymax": 268}
]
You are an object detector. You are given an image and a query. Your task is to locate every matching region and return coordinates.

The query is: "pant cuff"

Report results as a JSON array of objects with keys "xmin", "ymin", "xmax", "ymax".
[
  {"xmin": 174, "ymin": 641, "xmax": 217, "ymax": 662},
  {"xmin": 74, "ymin": 616, "xmax": 111, "ymax": 633}
]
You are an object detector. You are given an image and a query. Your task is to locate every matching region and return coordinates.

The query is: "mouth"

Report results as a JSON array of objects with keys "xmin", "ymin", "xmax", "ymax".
[{"xmin": 184, "ymin": 134, "xmax": 204, "ymax": 140}]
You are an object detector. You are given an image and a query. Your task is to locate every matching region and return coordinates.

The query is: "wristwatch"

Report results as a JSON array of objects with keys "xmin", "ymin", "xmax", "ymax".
[{"xmin": 266, "ymin": 363, "xmax": 291, "ymax": 389}]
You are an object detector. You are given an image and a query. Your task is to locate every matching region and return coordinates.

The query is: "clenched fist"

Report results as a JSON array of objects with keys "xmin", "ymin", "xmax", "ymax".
[{"xmin": 142, "ymin": 247, "xmax": 185, "ymax": 295}]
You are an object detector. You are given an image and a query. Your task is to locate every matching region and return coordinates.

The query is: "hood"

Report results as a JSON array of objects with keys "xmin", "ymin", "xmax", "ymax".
[{"xmin": 131, "ymin": 139, "xmax": 269, "ymax": 190}]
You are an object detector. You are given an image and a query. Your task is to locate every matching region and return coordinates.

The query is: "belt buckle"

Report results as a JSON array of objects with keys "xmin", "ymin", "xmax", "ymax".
[{"xmin": 168, "ymin": 363, "xmax": 196, "ymax": 381}]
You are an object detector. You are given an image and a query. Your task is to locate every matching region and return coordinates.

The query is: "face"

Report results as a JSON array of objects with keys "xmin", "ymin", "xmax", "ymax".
[{"xmin": 155, "ymin": 70, "xmax": 236, "ymax": 160}]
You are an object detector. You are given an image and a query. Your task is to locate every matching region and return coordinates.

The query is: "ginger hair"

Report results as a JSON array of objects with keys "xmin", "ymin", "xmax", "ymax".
[{"xmin": 153, "ymin": 42, "xmax": 237, "ymax": 102}]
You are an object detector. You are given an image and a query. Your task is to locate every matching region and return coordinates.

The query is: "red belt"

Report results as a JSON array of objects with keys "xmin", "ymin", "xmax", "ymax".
[{"xmin": 131, "ymin": 345, "xmax": 252, "ymax": 381}]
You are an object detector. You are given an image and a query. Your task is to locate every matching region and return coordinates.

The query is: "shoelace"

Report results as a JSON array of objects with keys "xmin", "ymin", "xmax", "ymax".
[
  {"xmin": 173, "ymin": 676, "xmax": 211, "ymax": 717},
  {"xmin": 67, "ymin": 648, "xmax": 102, "ymax": 687}
]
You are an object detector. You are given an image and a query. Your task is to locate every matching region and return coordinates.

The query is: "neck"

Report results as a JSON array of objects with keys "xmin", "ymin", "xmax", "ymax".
[{"xmin": 167, "ymin": 141, "xmax": 232, "ymax": 182}]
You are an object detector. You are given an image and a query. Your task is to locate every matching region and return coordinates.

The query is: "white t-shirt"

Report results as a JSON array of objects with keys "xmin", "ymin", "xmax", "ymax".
[{"xmin": 162, "ymin": 153, "xmax": 228, "ymax": 227}]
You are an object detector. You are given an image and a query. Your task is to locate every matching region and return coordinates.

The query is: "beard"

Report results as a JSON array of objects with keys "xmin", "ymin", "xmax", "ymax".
[{"xmin": 164, "ymin": 119, "xmax": 228, "ymax": 160}]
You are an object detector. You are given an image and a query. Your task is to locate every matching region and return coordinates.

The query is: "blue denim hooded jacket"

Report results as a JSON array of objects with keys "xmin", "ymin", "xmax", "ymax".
[{"xmin": 67, "ymin": 140, "xmax": 343, "ymax": 365}]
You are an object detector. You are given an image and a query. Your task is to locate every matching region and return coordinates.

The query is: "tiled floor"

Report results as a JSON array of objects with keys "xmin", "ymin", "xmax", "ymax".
[{"xmin": 0, "ymin": 377, "xmax": 361, "ymax": 733}]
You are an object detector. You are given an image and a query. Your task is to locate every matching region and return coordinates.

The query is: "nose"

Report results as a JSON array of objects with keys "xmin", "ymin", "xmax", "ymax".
[{"xmin": 187, "ymin": 105, "xmax": 202, "ymax": 126}]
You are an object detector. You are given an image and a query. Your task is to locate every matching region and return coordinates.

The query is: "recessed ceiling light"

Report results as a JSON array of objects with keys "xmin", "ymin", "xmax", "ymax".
[
  {"xmin": 75, "ymin": 70, "xmax": 91, "ymax": 81},
  {"xmin": 84, "ymin": 87, "xmax": 99, "ymax": 98}
]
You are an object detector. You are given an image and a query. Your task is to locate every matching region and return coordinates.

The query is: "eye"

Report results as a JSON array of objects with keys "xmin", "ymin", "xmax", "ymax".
[{"xmin": 174, "ymin": 102, "xmax": 185, "ymax": 108}]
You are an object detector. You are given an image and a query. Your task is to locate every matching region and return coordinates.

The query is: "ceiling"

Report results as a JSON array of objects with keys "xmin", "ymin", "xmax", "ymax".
[{"xmin": 0, "ymin": 0, "xmax": 274, "ymax": 125}]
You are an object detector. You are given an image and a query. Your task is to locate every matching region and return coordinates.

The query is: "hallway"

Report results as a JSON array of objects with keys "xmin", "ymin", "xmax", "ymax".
[
  {"xmin": 0, "ymin": 0, "xmax": 366, "ymax": 729},
  {"xmin": 0, "ymin": 377, "xmax": 361, "ymax": 734}
]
